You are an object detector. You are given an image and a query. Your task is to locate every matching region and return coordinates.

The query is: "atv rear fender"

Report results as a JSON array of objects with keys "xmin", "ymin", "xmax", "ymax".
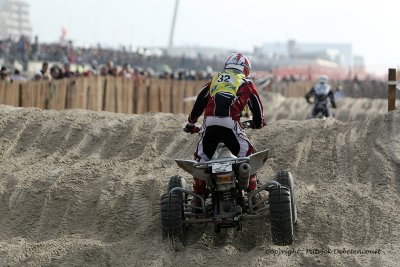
[{"xmin": 175, "ymin": 150, "xmax": 269, "ymax": 183}]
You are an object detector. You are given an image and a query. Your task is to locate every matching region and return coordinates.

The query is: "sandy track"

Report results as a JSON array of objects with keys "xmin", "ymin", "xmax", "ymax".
[
  {"xmin": 0, "ymin": 99, "xmax": 399, "ymax": 266},
  {"xmin": 264, "ymin": 92, "xmax": 388, "ymax": 122}
]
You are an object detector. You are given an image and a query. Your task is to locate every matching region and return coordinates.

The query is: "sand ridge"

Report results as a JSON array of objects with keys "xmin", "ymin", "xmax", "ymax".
[{"xmin": 0, "ymin": 95, "xmax": 399, "ymax": 266}]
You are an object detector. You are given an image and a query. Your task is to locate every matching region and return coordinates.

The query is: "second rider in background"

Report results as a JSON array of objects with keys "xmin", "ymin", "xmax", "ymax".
[{"xmin": 305, "ymin": 75, "xmax": 337, "ymax": 118}]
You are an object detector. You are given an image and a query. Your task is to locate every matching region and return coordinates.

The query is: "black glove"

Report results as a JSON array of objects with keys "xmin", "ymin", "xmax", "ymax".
[
  {"xmin": 253, "ymin": 121, "xmax": 267, "ymax": 129},
  {"xmin": 332, "ymin": 104, "xmax": 337, "ymax": 109},
  {"xmin": 183, "ymin": 123, "xmax": 199, "ymax": 134}
]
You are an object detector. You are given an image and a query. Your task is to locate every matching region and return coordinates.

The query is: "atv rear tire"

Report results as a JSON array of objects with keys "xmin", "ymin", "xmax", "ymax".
[
  {"xmin": 269, "ymin": 185, "xmax": 293, "ymax": 246},
  {"xmin": 161, "ymin": 193, "xmax": 185, "ymax": 244},
  {"xmin": 276, "ymin": 170, "xmax": 297, "ymax": 224},
  {"xmin": 167, "ymin": 175, "xmax": 187, "ymax": 198},
  {"xmin": 161, "ymin": 176, "xmax": 186, "ymax": 247}
]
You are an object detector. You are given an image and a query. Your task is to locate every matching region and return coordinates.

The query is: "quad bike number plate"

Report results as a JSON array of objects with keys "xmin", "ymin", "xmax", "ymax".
[{"xmin": 211, "ymin": 162, "xmax": 232, "ymax": 173}]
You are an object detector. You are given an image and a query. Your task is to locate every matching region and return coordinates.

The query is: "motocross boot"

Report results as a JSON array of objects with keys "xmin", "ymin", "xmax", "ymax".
[
  {"xmin": 248, "ymin": 174, "xmax": 257, "ymax": 192},
  {"xmin": 248, "ymin": 174, "xmax": 262, "ymax": 206},
  {"xmin": 191, "ymin": 177, "xmax": 207, "ymax": 213}
]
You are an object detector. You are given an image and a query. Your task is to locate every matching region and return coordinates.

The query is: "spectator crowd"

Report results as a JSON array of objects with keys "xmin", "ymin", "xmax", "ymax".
[
  {"xmin": 0, "ymin": 35, "xmax": 390, "ymax": 101},
  {"xmin": 0, "ymin": 35, "xmax": 228, "ymax": 82}
]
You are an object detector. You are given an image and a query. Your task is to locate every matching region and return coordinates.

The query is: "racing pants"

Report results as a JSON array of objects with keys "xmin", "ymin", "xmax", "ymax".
[{"xmin": 193, "ymin": 117, "xmax": 257, "ymax": 196}]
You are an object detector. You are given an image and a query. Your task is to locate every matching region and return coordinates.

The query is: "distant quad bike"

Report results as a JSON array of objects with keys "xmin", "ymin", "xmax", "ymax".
[
  {"xmin": 307, "ymin": 85, "xmax": 342, "ymax": 120},
  {"xmin": 313, "ymin": 102, "xmax": 331, "ymax": 119},
  {"xmin": 160, "ymin": 120, "xmax": 297, "ymax": 247},
  {"xmin": 306, "ymin": 100, "xmax": 335, "ymax": 120}
]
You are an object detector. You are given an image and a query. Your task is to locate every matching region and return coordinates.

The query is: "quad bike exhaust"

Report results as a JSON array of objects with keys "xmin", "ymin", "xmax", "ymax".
[{"xmin": 238, "ymin": 162, "xmax": 251, "ymax": 189}]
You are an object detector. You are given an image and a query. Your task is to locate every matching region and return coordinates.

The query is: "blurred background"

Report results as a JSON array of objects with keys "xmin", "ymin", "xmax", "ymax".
[{"xmin": 0, "ymin": 0, "xmax": 399, "ymax": 81}]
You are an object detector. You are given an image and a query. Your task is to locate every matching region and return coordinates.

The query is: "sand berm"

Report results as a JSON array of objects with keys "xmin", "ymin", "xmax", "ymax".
[{"xmin": 0, "ymin": 94, "xmax": 399, "ymax": 266}]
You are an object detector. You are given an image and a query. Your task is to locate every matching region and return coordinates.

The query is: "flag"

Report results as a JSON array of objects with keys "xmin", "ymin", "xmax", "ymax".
[{"xmin": 60, "ymin": 26, "xmax": 67, "ymax": 43}]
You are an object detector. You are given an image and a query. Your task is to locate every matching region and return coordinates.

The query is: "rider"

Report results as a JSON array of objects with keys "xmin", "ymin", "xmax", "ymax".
[
  {"xmin": 305, "ymin": 75, "xmax": 337, "ymax": 118},
  {"xmin": 183, "ymin": 52, "xmax": 265, "ymax": 206}
]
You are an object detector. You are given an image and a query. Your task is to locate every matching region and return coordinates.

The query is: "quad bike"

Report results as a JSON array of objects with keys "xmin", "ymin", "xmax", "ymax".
[
  {"xmin": 308, "ymin": 101, "xmax": 332, "ymax": 120},
  {"xmin": 160, "ymin": 120, "xmax": 297, "ymax": 247}
]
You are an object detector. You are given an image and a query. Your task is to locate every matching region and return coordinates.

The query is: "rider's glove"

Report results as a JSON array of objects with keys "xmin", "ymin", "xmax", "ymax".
[
  {"xmin": 253, "ymin": 121, "xmax": 266, "ymax": 129},
  {"xmin": 242, "ymin": 120, "xmax": 254, "ymax": 129},
  {"xmin": 183, "ymin": 123, "xmax": 198, "ymax": 134},
  {"xmin": 332, "ymin": 104, "xmax": 337, "ymax": 109}
]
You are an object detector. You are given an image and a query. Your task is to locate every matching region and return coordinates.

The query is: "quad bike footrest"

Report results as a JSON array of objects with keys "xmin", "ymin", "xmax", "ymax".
[
  {"xmin": 248, "ymin": 181, "xmax": 281, "ymax": 214},
  {"xmin": 169, "ymin": 187, "xmax": 207, "ymax": 215}
]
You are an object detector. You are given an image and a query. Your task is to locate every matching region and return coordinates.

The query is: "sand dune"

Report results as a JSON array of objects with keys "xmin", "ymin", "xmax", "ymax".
[{"xmin": 0, "ymin": 94, "xmax": 399, "ymax": 266}]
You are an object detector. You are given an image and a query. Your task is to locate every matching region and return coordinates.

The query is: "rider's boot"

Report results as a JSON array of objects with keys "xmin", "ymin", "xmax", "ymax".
[
  {"xmin": 191, "ymin": 177, "xmax": 207, "ymax": 213},
  {"xmin": 249, "ymin": 174, "xmax": 257, "ymax": 192},
  {"xmin": 248, "ymin": 174, "xmax": 262, "ymax": 206}
]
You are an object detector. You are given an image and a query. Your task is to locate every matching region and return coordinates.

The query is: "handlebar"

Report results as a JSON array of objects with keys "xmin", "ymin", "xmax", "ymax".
[
  {"xmin": 191, "ymin": 126, "xmax": 200, "ymax": 133},
  {"xmin": 241, "ymin": 120, "xmax": 254, "ymax": 129},
  {"xmin": 184, "ymin": 119, "xmax": 260, "ymax": 134},
  {"xmin": 183, "ymin": 124, "xmax": 200, "ymax": 134}
]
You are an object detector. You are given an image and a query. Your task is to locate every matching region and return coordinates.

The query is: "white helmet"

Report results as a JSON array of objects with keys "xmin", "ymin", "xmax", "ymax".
[
  {"xmin": 318, "ymin": 75, "xmax": 329, "ymax": 84},
  {"xmin": 224, "ymin": 52, "xmax": 251, "ymax": 77}
]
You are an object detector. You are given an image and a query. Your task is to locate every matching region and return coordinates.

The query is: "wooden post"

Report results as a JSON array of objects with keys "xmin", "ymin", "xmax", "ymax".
[
  {"xmin": 160, "ymin": 78, "xmax": 171, "ymax": 113},
  {"xmin": 80, "ymin": 78, "xmax": 88, "ymax": 109},
  {"xmin": 115, "ymin": 77, "xmax": 123, "ymax": 113},
  {"xmin": 145, "ymin": 78, "xmax": 151, "ymax": 112},
  {"xmin": 36, "ymin": 81, "xmax": 46, "ymax": 109},
  {"xmin": 96, "ymin": 76, "xmax": 105, "ymax": 112},
  {"xmin": 86, "ymin": 77, "xmax": 96, "ymax": 111},
  {"xmin": 53, "ymin": 79, "xmax": 67, "ymax": 110},
  {"xmin": 176, "ymin": 79, "xmax": 185, "ymax": 114},
  {"xmin": 149, "ymin": 78, "xmax": 160, "ymax": 112},
  {"xmin": 388, "ymin": 68, "xmax": 396, "ymax": 112},
  {"xmin": 6, "ymin": 81, "xmax": 19, "ymax": 107},
  {"xmin": 21, "ymin": 81, "xmax": 31, "ymax": 107},
  {"xmin": 171, "ymin": 80, "xmax": 180, "ymax": 114},
  {"xmin": 122, "ymin": 78, "xmax": 133, "ymax": 114},
  {"xmin": 135, "ymin": 77, "xmax": 147, "ymax": 114},
  {"xmin": 131, "ymin": 77, "xmax": 136, "ymax": 114},
  {"xmin": 0, "ymin": 81, "xmax": 4, "ymax": 104},
  {"xmin": 104, "ymin": 77, "xmax": 116, "ymax": 112}
]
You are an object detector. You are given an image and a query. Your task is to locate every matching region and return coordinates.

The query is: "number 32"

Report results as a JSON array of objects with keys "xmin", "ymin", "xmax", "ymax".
[{"xmin": 217, "ymin": 74, "xmax": 230, "ymax": 82}]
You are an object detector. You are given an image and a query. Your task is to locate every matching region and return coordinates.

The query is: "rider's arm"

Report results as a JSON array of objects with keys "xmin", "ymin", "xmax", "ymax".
[
  {"xmin": 188, "ymin": 82, "xmax": 211, "ymax": 123},
  {"xmin": 247, "ymin": 83, "xmax": 265, "ymax": 129},
  {"xmin": 305, "ymin": 87, "xmax": 315, "ymax": 103},
  {"xmin": 328, "ymin": 90, "xmax": 337, "ymax": 108}
]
